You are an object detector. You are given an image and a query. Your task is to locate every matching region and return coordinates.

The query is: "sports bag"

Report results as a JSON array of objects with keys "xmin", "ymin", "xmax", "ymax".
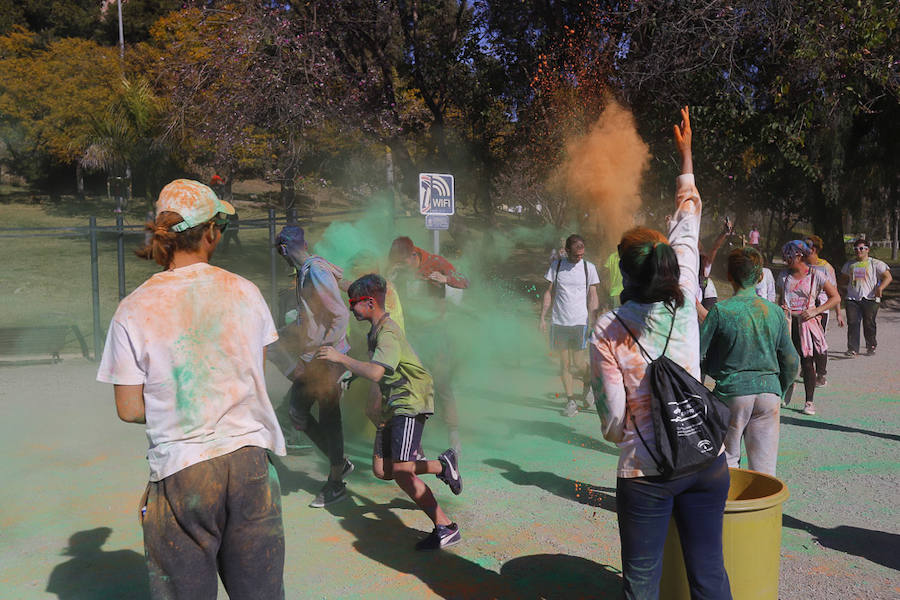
[{"xmin": 614, "ymin": 308, "xmax": 730, "ymax": 479}]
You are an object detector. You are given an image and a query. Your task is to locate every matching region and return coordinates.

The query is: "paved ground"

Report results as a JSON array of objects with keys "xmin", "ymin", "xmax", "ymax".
[{"xmin": 0, "ymin": 308, "xmax": 898, "ymax": 599}]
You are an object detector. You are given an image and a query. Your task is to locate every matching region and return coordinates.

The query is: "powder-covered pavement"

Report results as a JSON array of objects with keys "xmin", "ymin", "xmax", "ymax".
[{"xmin": 1, "ymin": 309, "xmax": 898, "ymax": 599}]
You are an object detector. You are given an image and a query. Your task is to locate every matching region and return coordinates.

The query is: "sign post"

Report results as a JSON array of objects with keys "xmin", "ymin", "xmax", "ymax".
[{"xmin": 419, "ymin": 173, "xmax": 454, "ymax": 255}]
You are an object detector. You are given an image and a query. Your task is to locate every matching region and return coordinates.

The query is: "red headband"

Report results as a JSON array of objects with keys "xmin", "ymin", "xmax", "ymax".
[{"xmin": 349, "ymin": 295, "xmax": 375, "ymax": 305}]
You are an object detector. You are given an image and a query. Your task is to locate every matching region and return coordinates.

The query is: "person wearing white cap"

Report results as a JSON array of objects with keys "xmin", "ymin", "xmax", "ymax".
[{"xmin": 97, "ymin": 179, "xmax": 286, "ymax": 599}]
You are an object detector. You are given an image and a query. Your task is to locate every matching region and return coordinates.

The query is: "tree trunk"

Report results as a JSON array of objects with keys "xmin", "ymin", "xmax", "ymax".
[
  {"xmin": 892, "ymin": 207, "xmax": 898, "ymax": 261},
  {"xmin": 892, "ymin": 178, "xmax": 899, "ymax": 261},
  {"xmin": 280, "ymin": 168, "xmax": 295, "ymax": 211},
  {"xmin": 809, "ymin": 185, "xmax": 845, "ymax": 269},
  {"xmin": 76, "ymin": 163, "xmax": 84, "ymax": 198},
  {"xmin": 763, "ymin": 208, "xmax": 776, "ymax": 264}
]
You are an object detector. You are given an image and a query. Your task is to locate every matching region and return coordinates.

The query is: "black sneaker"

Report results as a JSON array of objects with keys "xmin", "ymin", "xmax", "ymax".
[
  {"xmin": 866, "ymin": 347, "xmax": 876, "ymax": 356},
  {"xmin": 437, "ymin": 448, "xmax": 463, "ymax": 495},
  {"xmin": 341, "ymin": 458, "xmax": 355, "ymax": 479},
  {"xmin": 309, "ymin": 480, "xmax": 347, "ymax": 508},
  {"xmin": 415, "ymin": 523, "xmax": 461, "ymax": 551}
]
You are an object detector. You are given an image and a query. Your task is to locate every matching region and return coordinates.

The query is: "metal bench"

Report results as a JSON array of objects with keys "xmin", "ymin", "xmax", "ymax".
[{"xmin": 0, "ymin": 325, "xmax": 91, "ymax": 365}]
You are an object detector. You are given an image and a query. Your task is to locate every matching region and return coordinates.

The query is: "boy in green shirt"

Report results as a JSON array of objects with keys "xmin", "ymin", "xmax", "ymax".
[{"xmin": 316, "ymin": 274, "xmax": 463, "ymax": 550}]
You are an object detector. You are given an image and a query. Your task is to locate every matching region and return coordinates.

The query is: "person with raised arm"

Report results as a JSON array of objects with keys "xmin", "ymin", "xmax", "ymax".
[{"xmin": 590, "ymin": 107, "xmax": 732, "ymax": 599}]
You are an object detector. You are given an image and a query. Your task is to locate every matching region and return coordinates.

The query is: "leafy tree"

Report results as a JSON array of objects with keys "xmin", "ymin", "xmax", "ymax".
[
  {"xmin": 0, "ymin": 28, "xmax": 121, "ymax": 191},
  {"xmin": 80, "ymin": 76, "xmax": 168, "ymax": 203},
  {"xmin": 7, "ymin": 0, "xmax": 102, "ymax": 40},
  {"xmin": 98, "ymin": 0, "xmax": 185, "ymax": 45}
]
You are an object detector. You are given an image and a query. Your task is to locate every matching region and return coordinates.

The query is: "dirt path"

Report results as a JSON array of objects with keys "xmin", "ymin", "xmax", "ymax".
[{"xmin": 0, "ymin": 309, "xmax": 897, "ymax": 599}]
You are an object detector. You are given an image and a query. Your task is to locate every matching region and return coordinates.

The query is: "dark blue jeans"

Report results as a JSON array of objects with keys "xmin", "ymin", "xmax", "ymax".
[{"xmin": 617, "ymin": 453, "xmax": 732, "ymax": 600}]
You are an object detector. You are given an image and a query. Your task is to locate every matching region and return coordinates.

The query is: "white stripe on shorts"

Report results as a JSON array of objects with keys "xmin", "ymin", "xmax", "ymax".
[{"xmin": 401, "ymin": 418, "xmax": 413, "ymax": 460}]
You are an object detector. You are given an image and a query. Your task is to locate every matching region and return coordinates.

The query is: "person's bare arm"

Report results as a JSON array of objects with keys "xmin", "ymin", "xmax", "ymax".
[
  {"xmin": 875, "ymin": 268, "xmax": 893, "ymax": 298},
  {"xmin": 114, "ymin": 384, "xmax": 145, "ymax": 424},
  {"xmin": 588, "ymin": 285, "xmax": 600, "ymax": 324},
  {"xmin": 674, "ymin": 105, "xmax": 692, "ymax": 176},
  {"xmin": 708, "ymin": 223, "xmax": 729, "ymax": 264},
  {"xmin": 540, "ymin": 285, "xmax": 553, "ymax": 332},
  {"xmin": 800, "ymin": 280, "xmax": 840, "ymax": 322},
  {"xmin": 696, "ymin": 299, "xmax": 709, "ymax": 323},
  {"xmin": 315, "ymin": 346, "xmax": 385, "ymax": 382}
]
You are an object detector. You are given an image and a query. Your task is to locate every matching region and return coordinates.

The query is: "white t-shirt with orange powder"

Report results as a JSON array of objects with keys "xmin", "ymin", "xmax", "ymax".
[{"xmin": 97, "ymin": 263, "xmax": 286, "ymax": 481}]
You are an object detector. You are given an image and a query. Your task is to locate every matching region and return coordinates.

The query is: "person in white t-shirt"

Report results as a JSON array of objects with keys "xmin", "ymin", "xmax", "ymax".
[
  {"xmin": 840, "ymin": 238, "xmax": 893, "ymax": 356},
  {"xmin": 97, "ymin": 179, "xmax": 285, "ymax": 599},
  {"xmin": 540, "ymin": 234, "xmax": 600, "ymax": 416},
  {"xmin": 755, "ymin": 267, "xmax": 776, "ymax": 302}
]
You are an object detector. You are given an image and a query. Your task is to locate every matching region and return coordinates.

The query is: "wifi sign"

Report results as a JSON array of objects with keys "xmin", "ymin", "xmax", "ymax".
[{"xmin": 418, "ymin": 173, "xmax": 455, "ymax": 215}]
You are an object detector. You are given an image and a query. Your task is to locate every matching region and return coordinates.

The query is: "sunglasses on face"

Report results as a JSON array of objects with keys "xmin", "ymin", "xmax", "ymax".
[
  {"xmin": 349, "ymin": 295, "xmax": 375, "ymax": 307},
  {"xmin": 855, "ymin": 246, "xmax": 868, "ymax": 251},
  {"xmin": 213, "ymin": 214, "xmax": 229, "ymax": 233}
]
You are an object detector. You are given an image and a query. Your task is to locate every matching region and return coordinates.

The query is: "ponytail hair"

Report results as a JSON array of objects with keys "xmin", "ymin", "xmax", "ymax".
[
  {"xmin": 135, "ymin": 211, "xmax": 211, "ymax": 268},
  {"xmin": 618, "ymin": 226, "xmax": 684, "ymax": 307}
]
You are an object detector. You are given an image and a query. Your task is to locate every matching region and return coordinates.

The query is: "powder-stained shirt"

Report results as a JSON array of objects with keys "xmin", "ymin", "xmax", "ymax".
[
  {"xmin": 841, "ymin": 257, "xmax": 889, "ymax": 301},
  {"xmin": 294, "ymin": 256, "xmax": 351, "ymax": 361},
  {"xmin": 97, "ymin": 263, "xmax": 285, "ymax": 482},
  {"xmin": 700, "ymin": 287, "xmax": 799, "ymax": 400},
  {"xmin": 413, "ymin": 246, "xmax": 469, "ymax": 289},
  {"xmin": 776, "ymin": 268, "xmax": 829, "ymax": 357},
  {"xmin": 776, "ymin": 268, "xmax": 827, "ymax": 314},
  {"xmin": 367, "ymin": 316, "xmax": 434, "ymax": 420},
  {"xmin": 809, "ymin": 258, "xmax": 836, "ymax": 305},
  {"xmin": 590, "ymin": 173, "xmax": 704, "ymax": 478}
]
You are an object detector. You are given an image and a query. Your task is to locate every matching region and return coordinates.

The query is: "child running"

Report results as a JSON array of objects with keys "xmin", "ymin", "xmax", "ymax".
[{"xmin": 315, "ymin": 273, "xmax": 463, "ymax": 550}]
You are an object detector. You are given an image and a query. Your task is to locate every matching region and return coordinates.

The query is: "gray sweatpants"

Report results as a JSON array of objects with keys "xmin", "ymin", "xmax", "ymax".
[{"xmin": 724, "ymin": 393, "xmax": 781, "ymax": 477}]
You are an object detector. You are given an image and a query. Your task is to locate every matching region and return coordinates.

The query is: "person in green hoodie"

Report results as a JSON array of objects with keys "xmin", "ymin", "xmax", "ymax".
[{"xmin": 700, "ymin": 247, "xmax": 800, "ymax": 476}]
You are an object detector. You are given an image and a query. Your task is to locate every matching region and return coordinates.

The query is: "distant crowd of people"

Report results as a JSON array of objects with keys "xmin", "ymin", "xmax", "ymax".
[{"xmin": 94, "ymin": 105, "xmax": 892, "ymax": 599}]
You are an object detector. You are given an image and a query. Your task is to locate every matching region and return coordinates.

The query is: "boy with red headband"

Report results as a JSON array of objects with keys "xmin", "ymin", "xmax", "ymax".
[{"xmin": 316, "ymin": 273, "xmax": 463, "ymax": 550}]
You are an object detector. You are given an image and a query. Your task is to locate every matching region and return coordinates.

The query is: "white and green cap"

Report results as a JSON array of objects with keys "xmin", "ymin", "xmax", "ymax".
[{"xmin": 156, "ymin": 179, "xmax": 235, "ymax": 232}]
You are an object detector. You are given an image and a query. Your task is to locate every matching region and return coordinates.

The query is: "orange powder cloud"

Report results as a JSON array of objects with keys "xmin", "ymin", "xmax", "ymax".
[{"xmin": 562, "ymin": 98, "xmax": 651, "ymax": 247}]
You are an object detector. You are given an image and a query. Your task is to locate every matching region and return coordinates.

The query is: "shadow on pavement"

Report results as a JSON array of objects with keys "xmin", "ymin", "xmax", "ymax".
[
  {"xmin": 780, "ymin": 415, "xmax": 900, "ymax": 442},
  {"xmin": 329, "ymin": 493, "xmax": 622, "ymax": 598},
  {"xmin": 499, "ymin": 417, "xmax": 620, "ymax": 457},
  {"xmin": 271, "ymin": 454, "xmax": 325, "ymax": 498},
  {"xmin": 783, "ymin": 514, "xmax": 900, "ymax": 571},
  {"xmin": 46, "ymin": 527, "xmax": 150, "ymax": 600},
  {"xmin": 500, "ymin": 554, "xmax": 622, "ymax": 599},
  {"xmin": 484, "ymin": 458, "xmax": 617, "ymax": 512},
  {"xmin": 484, "ymin": 389, "xmax": 566, "ymax": 414}
]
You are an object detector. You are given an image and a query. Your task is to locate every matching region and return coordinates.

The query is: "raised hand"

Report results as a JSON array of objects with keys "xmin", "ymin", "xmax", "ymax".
[
  {"xmin": 673, "ymin": 106, "xmax": 693, "ymax": 174},
  {"xmin": 673, "ymin": 106, "xmax": 692, "ymax": 154}
]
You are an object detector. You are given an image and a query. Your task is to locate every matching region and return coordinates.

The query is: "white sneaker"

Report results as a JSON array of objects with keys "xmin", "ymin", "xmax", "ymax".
[
  {"xmin": 801, "ymin": 402, "xmax": 816, "ymax": 415},
  {"xmin": 561, "ymin": 399, "xmax": 578, "ymax": 417}
]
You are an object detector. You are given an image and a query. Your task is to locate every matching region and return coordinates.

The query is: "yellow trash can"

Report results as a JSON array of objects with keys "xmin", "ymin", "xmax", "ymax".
[{"xmin": 659, "ymin": 468, "xmax": 790, "ymax": 600}]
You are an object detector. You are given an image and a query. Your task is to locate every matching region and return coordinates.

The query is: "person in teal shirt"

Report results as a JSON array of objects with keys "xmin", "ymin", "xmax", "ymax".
[{"xmin": 700, "ymin": 247, "xmax": 800, "ymax": 476}]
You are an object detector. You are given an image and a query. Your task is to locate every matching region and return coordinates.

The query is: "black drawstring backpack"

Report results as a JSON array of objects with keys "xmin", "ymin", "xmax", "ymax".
[{"xmin": 614, "ymin": 308, "xmax": 731, "ymax": 479}]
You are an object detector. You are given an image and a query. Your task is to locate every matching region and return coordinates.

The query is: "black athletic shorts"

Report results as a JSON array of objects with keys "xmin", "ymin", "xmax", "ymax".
[{"xmin": 374, "ymin": 414, "xmax": 427, "ymax": 462}]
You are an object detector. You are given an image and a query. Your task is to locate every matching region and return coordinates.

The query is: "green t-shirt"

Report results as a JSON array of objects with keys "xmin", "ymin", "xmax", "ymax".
[
  {"xmin": 699, "ymin": 287, "xmax": 800, "ymax": 400},
  {"xmin": 368, "ymin": 316, "xmax": 434, "ymax": 419}
]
